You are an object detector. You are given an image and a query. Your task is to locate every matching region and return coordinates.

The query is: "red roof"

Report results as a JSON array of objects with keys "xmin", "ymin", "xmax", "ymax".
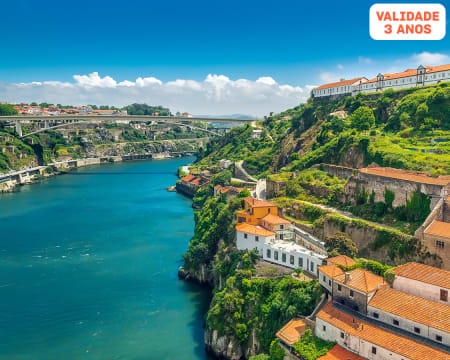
[
  {"xmin": 317, "ymin": 345, "xmax": 365, "ymax": 360},
  {"xmin": 244, "ymin": 197, "xmax": 277, "ymax": 208},
  {"xmin": 314, "ymin": 77, "xmax": 366, "ymax": 91},
  {"xmin": 424, "ymin": 220, "xmax": 450, "ymax": 239},
  {"xmin": 181, "ymin": 174, "xmax": 195, "ymax": 182},
  {"xmin": 393, "ymin": 262, "xmax": 450, "ymax": 289}
]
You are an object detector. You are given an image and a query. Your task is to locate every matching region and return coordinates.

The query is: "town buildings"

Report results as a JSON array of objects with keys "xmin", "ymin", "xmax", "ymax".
[
  {"xmin": 235, "ymin": 197, "xmax": 326, "ymax": 275},
  {"xmin": 312, "ymin": 63, "xmax": 450, "ymax": 99},
  {"xmin": 313, "ymin": 261, "xmax": 450, "ymax": 359}
]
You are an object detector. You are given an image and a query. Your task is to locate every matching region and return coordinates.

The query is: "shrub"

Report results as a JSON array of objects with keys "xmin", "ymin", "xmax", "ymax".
[
  {"xmin": 293, "ymin": 329, "xmax": 336, "ymax": 360},
  {"xmin": 269, "ymin": 339, "xmax": 285, "ymax": 360},
  {"xmin": 325, "ymin": 232, "xmax": 358, "ymax": 258},
  {"xmin": 350, "ymin": 106, "xmax": 375, "ymax": 131}
]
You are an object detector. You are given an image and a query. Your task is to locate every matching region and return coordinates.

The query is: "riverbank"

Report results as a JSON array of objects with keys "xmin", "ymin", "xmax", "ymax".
[{"xmin": 0, "ymin": 151, "xmax": 196, "ymax": 193}]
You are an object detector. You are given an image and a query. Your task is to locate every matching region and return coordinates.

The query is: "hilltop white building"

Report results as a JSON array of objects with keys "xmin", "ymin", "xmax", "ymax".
[{"xmin": 312, "ymin": 64, "xmax": 450, "ymax": 98}]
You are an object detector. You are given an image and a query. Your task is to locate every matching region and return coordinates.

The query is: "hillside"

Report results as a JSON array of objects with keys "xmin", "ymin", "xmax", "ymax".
[{"xmin": 197, "ymin": 82, "xmax": 450, "ymax": 176}]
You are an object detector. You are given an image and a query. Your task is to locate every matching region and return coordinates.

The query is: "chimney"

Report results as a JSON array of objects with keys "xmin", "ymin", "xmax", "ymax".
[{"xmin": 345, "ymin": 272, "xmax": 351, "ymax": 283}]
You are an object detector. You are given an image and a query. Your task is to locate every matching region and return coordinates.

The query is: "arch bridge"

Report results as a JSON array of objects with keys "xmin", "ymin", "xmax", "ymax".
[{"xmin": 0, "ymin": 115, "xmax": 256, "ymax": 138}]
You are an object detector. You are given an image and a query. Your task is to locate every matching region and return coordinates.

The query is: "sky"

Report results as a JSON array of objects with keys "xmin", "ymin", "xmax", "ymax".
[{"xmin": 0, "ymin": 0, "xmax": 449, "ymax": 116}]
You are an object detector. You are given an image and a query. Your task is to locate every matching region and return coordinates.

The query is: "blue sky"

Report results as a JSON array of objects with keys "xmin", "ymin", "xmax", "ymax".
[{"xmin": 0, "ymin": 0, "xmax": 449, "ymax": 115}]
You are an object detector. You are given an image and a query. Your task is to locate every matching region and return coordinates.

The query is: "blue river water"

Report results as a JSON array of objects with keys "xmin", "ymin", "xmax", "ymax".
[{"xmin": 0, "ymin": 158, "xmax": 214, "ymax": 360}]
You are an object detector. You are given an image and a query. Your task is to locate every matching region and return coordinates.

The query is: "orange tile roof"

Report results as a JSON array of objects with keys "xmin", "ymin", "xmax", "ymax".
[
  {"xmin": 318, "ymin": 264, "xmax": 345, "ymax": 279},
  {"xmin": 360, "ymin": 167, "xmax": 450, "ymax": 186},
  {"xmin": 428, "ymin": 63, "xmax": 450, "ymax": 74},
  {"xmin": 327, "ymin": 255, "xmax": 357, "ymax": 267},
  {"xmin": 317, "ymin": 345, "xmax": 365, "ymax": 360},
  {"xmin": 181, "ymin": 174, "xmax": 196, "ymax": 182},
  {"xmin": 276, "ymin": 318, "xmax": 306, "ymax": 345},
  {"xmin": 334, "ymin": 268, "xmax": 386, "ymax": 293},
  {"xmin": 190, "ymin": 178, "xmax": 201, "ymax": 185},
  {"xmin": 235, "ymin": 223, "xmax": 275, "ymax": 237},
  {"xmin": 393, "ymin": 262, "xmax": 450, "ymax": 289},
  {"xmin": 243, "ymin": 197, "xmax": 277, "ymax": 208},
  {"xmin": 368, "ymin": 287, "xmax": 450, "ymax": 333},
  {"xmin": 314, "ymin": 77, "xmax": 366, "ymax": 91},
  {"xmin": 214, "ymin": 185, "xmax": 221, "ymax": 191},
  {"xmin": 366, "ymin": 69, "xmax": 418, "ymax": 83},
  {"xmin": 425, "ymin": 220, "xmax": 450, "ymax": 239},
  {"xmin": 221, "ymin": 186, "xmax": 244, "ymax": 194},
  {"xmin": 261, "ymin": 213, "xmax": 291, "ymax": 225},
  {"xmin": 317, "ymin": 304, "xmax": 450, "ymax": 360}
]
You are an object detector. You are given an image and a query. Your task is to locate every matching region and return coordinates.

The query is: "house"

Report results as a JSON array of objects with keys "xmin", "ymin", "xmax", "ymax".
[
  {"xmin": 423, "ymin": 220, "xmax": 450, "ymax": 270},
  {"xmin": 312, "ymin": 77, "xmax": 368, "ymax": 98},
  {"xmin": 236, "ymin": 197, "xmax": 279, "ymax": 225},
  {"xmin": 177, "ymin": 174, "xmax": 209, "ymax": 197},
  {"xmin": 251, "ymin": 129, "xmax": 263, "ymax": 139},
  {"xmin": 214, "ymin": 185, "xmax": 244, "ymax": 199},
  {"xmin": 260, "ymin": 213, "xmax": 294, "ymax": 240},
  {"xmin": 392, "ymin": 262, "xmax": 450, "ymax": 305},
  {"xmin": 315, "ymin": 303, "xmax": 449, "ymax": 360},
  {"xmin": 327, "ymin": 255, "xmax": 357, "ymax": 267},
  {"xmin": 367, "ymin": 286, "xmax": 450, "ymax": 346},
  {"xmin": 317, "ymin": 345, "xmax": 365, "ymax": 360},
  {"xmin": 236, "ymin": 223, "xmax": 275, "ymax": 256},
  {"xmin": 332, "ymin": 268, "xmax": 386, "ymax": 315},
  {"xmin": 318, "ymin": 263, "xmax": 344, "ymax": 294},
  {"xmin": 276, "ymin": 318, "xmax": 307, "ymax": 351},
  {"xmin": 263, "ymin": 239, "xmax": 327, "ymax": 274}
]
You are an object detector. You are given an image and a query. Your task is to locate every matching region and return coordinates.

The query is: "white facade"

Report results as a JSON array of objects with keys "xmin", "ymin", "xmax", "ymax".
[
  {"xmin": 262, "ymin": 239, "xmax": 326, "ymax": 275},
  {"xmin": 316, "ymin": 318, "xmax": 412, "ymax": 360},
  {"xmin": 318, "ymin": 270, "xmax": 334, "ymax": 293},
  {"xmin": 313, "ymin": 65, "xmax": 450, "ymax": 98},
  {"xmin": 312, "ymin": 78, "xmax": 368, "ymax": 98},
  {"xmin": 393, "ymin": 276, "xmax": 449, "ymax": 305},
  {"xmin": 236, "ymin": 228, "xmax": 274, "ymax": 256},
  {"xmin": 366, "ymin": 304, "xmax": 449, "ymax": 347}
]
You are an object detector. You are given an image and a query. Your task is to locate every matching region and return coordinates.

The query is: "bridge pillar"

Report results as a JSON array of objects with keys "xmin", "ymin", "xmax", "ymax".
[
  {"xmin": 15, "ymin": 121, "xmax": 22, "ymax": 137},
  {"xmin": 44, "ymin": 120, "xmax": 49, "ymax": 129}
]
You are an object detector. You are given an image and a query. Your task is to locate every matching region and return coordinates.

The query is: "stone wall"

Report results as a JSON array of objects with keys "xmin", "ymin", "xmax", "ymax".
[
  {"xmin": 312, "ymin": 163, "xmax": 356, "ymax": 180},
  {"xmin": 344, "ymin": 171, "xmax": 446, "ymax": 209},
  {"xmin": 266, "ymin": 179, "xmax": 287, "ymax": 199}
]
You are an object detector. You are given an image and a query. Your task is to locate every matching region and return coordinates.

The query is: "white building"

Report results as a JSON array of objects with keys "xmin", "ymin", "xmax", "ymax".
[
  {"xmin": 367, "ymin": 286, "xmax": 450, "ymax": 347},
  {"xmin": 312, "ymin": 64, "xmax": 450, "ymax": 99},
  {"xmin": 235, "ymin": 223, "xmax": 275, "ymax": 256},
  {"xmin": 251, "ymin": 129, "xmax": 263, "ymax": 139},
  {"xmin": 262, "ymin": 239, "xmax": 326, "ymax": 275},
  {"xmin": 311, "ymin": 77, "xmax": 368, "ymax": 98},
  {"xmin": 315, "ymin": 303, "xmax": 449, "ymax": 360},
  {"xmin": 392, "ymin": 262, "xmax": 449, "ymax": 305},
  {"xmin": 318, "ymin": 263, "xmax": 344, "ymax": 293}
]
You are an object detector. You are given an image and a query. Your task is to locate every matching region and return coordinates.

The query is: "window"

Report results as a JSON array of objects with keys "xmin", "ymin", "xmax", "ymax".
[
  {"xmin": 290, "ymin": 255, "xmax": 294, "ymax": 265},
  {"xmin": 255, "ymin": 236, "xmax": 259, "ymax": 242},
  {"xmin": 373, "ymin": 312, "xmax": 379, "ymax": 319},
  {"xmin": 349, "ymin": 290, "xmax": 354, "ymax": 297},
  {"xmin": 436, "ymin": 240, "xmax": 445, "ymax": 249},
  {"xmin": 393, "ymin": 319, "xmax": 399, "ymax": 326},
  {"xmin": 280, "ymin": 225, "xmax": 284, "ymax": 230},
  {"xmin": 323, "ymin": 276, "xmax": 326, "ymax": 281},
  {"xmin": 338, "ymin": 284, "xmax": 342, "ymax": 291},
  {"xmin": 238, "ymin": 217, "xmax": 246, "ymax": 223},
  {"xmin": 244, "ymin": 233, "xmax": 248, "ymax": 239},
  {"xmin": 436, "ymin": 335, "xmax": 442, "ymax": 342},
  {"xmin": 372, "ymin": 347, "xmax": 377, "ymax": 355},
  {"xmin": 310, "ymin": 262, "xmax": 314, "ymax": 272},
  {"xmin": 298, "ymin": 257, "xmax": 303, "ymax": 268},
  {"xmin": 414, "ymin": 327, "xmax": 420, "ymax": 334},
  {"xmin": 322, "ymin": 325, "xmax": 326, "ymax": 331},
  {"xmin": 440, "ymin": 289, "xmax": 448, "ymax": 302},
  {"xmin": 340, "ymin": 332, "xmax": 344, "ymax": 339},
  {"xmin": 282, "ymin": 253, "xmax": 286, "ymax": 263},
  {"xmin": 268, "ymin": 208, "xmax": 271, "ymax": 213},
  {"xmin": 328, "ymin": 280, "xmax": 331, "ymax": 286},
  {"xmin": 274, "ymin": 251, "xmax": 278, "ymax": 260},
  {"xmin": 266, "ymin": 249, "xmax": 271, "ymax": 258}
]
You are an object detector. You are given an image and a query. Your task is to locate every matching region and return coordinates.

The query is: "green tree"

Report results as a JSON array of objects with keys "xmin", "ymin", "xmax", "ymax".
[
  {"xmin": 249, "ymin": 355, "xmax": 270, "ymax": 360},
  {"xmin": 350, "ymin": 106, "xmax": 375, "ymax": 131},
  {"xmin": 325, "ymin": 232, "xmax": 358, "ymax": 258},
  {"xmin": 239, "ymin": 189, "xmax": 251, "ymax": 198},
  {"xmin": 384, "ymin": 188, "xmax": 395, "ymax": 209},
  {"xmin": 0, "ymin": 104, "xmax": 18, "ymax": 116},
  {"xmin": 414, "ymin": 103, "xmax": 428, "ymax": 128},
  {"xmin": 212, "ymin": 170, "xmax": 232, "ymax": 186},
  {"xmin": 269, "ymin": 339, "xmax": 285, "ymax": 360}
]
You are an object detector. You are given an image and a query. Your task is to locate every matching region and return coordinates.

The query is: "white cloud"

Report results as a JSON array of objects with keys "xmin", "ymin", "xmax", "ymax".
[
  {"xmin": 411, "ymin": 51, "xmax": 449, "ymax": 65},
  {"xmin": 319, "ymin": 72, "xmax": 340, "ymax": 83},
  {"xmin": 358, "ymin": 56, "xmax": 373, "ymax": 64},
  {"xmin": 0, "ymin": 72, "xmax": 308, "ymax": 116},
  {"xmin": 337, "ymin": 64, "xmax": 344, "ymax": 70}
]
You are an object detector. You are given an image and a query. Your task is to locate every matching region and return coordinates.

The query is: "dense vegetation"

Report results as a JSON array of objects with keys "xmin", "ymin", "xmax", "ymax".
[
  {"xmin": 293, "ymin": 330, "xmax": 335, "ymax": 360},
  {"xmin": 123, "ymin": 103, "xmax": 170, "ymax": 116}
]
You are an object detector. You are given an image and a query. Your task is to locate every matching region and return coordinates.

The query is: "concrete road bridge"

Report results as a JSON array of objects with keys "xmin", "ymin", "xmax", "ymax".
[{"xmin": 0, "ymin": 115, "xmax": 256, "ymax": 137}]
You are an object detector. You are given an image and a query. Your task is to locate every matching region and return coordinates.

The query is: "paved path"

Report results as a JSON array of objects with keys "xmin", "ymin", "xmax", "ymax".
[{"xmin": 235, "ymin": 160, "xmax": 257, "ymax": 183}]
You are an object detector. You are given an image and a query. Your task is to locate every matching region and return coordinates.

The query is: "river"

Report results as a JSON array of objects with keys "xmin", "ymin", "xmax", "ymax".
[{"xmin": 0, "ymin": 157, "xmax": 214, "ymax": 360}]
